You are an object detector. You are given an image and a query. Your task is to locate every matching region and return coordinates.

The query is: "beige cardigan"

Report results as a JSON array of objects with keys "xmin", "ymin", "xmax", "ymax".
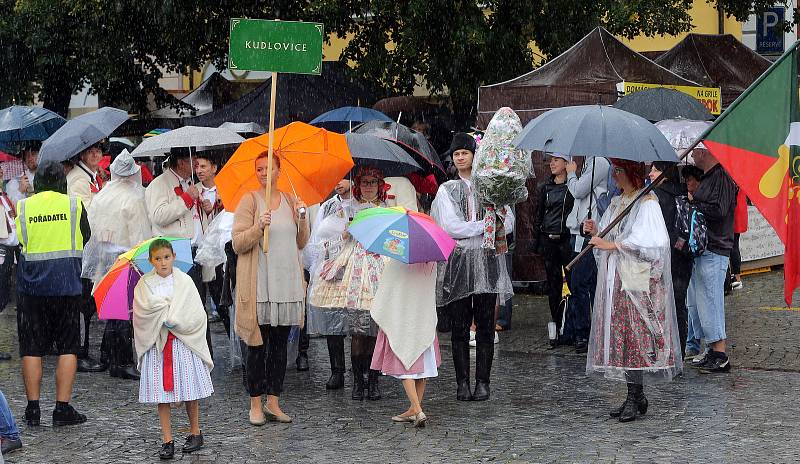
[
  {"xmin": 66, "ymin": 165, "xmax": 98, "ymax": 210},
  {"xmin": 232, "ymin": 190, "xmax": 310, "ymax": 346}
]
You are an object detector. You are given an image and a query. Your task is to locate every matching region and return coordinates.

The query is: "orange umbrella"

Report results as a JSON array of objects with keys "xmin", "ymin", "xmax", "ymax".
[{"xmin": 216, "ymin": 121, "xmax": 354, "ymax": 212}]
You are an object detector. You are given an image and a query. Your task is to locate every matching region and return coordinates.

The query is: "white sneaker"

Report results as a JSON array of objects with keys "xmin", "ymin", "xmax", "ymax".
[
  {"xmin": 731, "ymin": 281, "xmax": 743, "ymax": 290},
  {"xmin": 494, "ymin": 332, "xmax": 500, "ymax": 344},
  {"xmin": 469, "ymin": 330, "xmax": 476, "ymax": 347}
]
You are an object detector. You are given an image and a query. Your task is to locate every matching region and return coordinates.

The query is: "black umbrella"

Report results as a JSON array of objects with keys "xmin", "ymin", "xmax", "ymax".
[
  {"xmin": 350, "ymin": 120, "xmax": 446, "ymax": 179},
  {"xmin": 344, "ymin": 133, "xmax": 422, "ymax": 176},
  {"xmin": 612, "ymin": 88, "xmax": 713, "ymax": 122}
]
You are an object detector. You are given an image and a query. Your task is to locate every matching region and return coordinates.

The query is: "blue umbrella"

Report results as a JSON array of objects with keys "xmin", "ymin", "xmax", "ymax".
[
  {"xmin": 512, "ymin": 105, "xmax": 679, "ymax": 162},
  {"xmin": 0, "ymin": 106, "xmax": 66, "ymax": 143},
  {"xmin": 310, "ymin": 106, "xmax": 393, "ymax": 132},
  {"xmin": 38, "ymin": 107, "xmax": 129, "ymax": 164}
]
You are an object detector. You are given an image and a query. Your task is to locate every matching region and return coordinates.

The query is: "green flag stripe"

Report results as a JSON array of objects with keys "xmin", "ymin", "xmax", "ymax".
[{"xmin": 704, "ymin": 40, "xmax": 800, "ymax": 158}]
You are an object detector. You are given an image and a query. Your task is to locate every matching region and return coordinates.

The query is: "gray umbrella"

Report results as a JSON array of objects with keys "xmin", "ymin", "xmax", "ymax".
[
  {"xmin": 345, "ymin": 133, "xmax": 422, "ymax": 176},
  {"xmin": 512, "ymin": 105, "xmax": 679, "ymax": 162},
  {"xmin": 612, "ymin": 87, "xmax": 714, "ymax": 122},
  {"xmin": 218, "ymin": 121, "xmax": 266, "ymax": 136},
  {"xmin": 38, "ymin": 107, "xmax": 129, "ymax": 164},
  {"xmin": 131, "ymin": 126, "xmax": 245, "ymax": 158}
]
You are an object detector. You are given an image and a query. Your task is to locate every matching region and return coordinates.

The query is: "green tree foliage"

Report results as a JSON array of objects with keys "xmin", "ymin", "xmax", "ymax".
[
  {"xmin": 319, "ymin": 0, "xmax": 792, "ymax": 128},
  {"xmin": 0, "ymin": 0, "xmax": 312, "ymax": 116},
  {"xmin": 0, "ymin": 0, "xmax": 791, "ymax": 125}
]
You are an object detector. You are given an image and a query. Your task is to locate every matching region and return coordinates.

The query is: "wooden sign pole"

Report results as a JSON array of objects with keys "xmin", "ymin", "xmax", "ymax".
[{"xmin": 262, "ymin": 71, "xmax": 278, "ymax": 253}]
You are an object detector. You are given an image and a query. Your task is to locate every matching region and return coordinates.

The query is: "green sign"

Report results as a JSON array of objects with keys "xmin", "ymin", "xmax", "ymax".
[{"xmin": 229, "ymin": 19, "xmax": 324, "ymax": 75}]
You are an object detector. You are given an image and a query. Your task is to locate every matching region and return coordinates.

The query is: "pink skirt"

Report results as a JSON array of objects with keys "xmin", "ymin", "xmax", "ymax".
[{"xmin": 370, "ymin": 330, "xmax": 441, "ymax": 378}]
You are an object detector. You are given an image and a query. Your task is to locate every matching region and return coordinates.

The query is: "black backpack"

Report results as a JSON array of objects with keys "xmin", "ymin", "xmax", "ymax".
[{"xmin": 674, "ymin": 196, "xmax": 708, "ymax": 257}]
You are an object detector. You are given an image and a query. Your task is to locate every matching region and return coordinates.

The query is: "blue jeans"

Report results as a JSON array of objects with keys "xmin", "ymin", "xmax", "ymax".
[
  {"xmin": 568, "ymin": 248, "xmax": 597, "ymax": 342},
  {"xmin": 0, "ymin": 389, "xmax": 20, "ymax": 440},
  {"xmin": 686, "ymin": 251, "xmax": 729, "ymax": 347}
]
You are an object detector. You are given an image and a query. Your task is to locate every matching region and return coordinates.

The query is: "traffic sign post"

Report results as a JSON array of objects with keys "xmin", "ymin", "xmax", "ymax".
[{"xmin": 228, "ymin": 18, "xmax": 324, "ymax": 252}]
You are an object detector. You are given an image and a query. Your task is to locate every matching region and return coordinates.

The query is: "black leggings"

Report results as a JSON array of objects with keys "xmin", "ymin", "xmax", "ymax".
[
  {"xmin": 246, "ymin": 325, "xmax": 291, "ymax": 397},
  {"xmin": 541, "ymin": 236, "xmax": 573, "ymax": 332},
  {"xmin": 449, "ymin": 293, "xmax": 497, "ymax": 345}
]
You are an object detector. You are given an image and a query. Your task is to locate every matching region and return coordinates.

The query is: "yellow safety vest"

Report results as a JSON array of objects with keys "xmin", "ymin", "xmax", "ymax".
[{"xmin": 16, "ymin": 191, "xmax": 84, "ymax": 261}]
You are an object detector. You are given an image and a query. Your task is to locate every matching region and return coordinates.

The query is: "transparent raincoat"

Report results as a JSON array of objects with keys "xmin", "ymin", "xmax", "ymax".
[
  {"xmin": 430, "ymin": 179, "xmax": 513, "ymax": 307},
  {"xmin": 307, "ymin": 200, "xmax": 387, "ymax": 336},
  {"xmin": 81, "ymin": 167, "xmax": 151, "ymax": 285},
  {"xmin": 586, "ymin": 191, "xmax": 683, "ymax": 384}
]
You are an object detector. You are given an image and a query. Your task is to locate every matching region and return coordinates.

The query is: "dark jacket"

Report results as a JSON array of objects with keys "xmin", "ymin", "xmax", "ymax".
[
  {"xmin": 534, "ymin": 177, "xmax": 574, "ymax": 239},
  {"xmin": 692, "ymin": 163, "xmax": 736, "ymax": 256},
  {"xmin": 653, "ymin": 180, "xmax": 692, "ymax": 270}
]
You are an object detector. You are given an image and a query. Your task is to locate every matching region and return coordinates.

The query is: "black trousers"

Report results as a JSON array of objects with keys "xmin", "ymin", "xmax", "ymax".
[
  {"xmin": 448, "ymin": 293, "xmax": 497, "ymax": 346},
  {"xmin": 540, "ymin": 236, "xmax": 573, "ymax": 334},
  {"xmin": 0, "ymin": 245, "xmax": 18, "ymax": 312},
  {"xmin": 188, "ymin": 253, "xmax": 213, "ymax": 360},
  {"xmin": 246, "ymin": 324, "xmax": 291, "ymax": 397},
  {"xmin": 100, "ymin": 320, "xmax": 135, "ymax": 367},
  {"xmin": 730, "ymin": 233, "xmax": 742, "ymax": 275},
  {"xmin": 78, "ymin": 278, "xmax": 97, "ymax": 359}
]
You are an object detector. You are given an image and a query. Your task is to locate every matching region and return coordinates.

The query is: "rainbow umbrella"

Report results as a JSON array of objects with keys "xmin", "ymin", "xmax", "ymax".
[
  {"xmin": 348, "ymin": 207, "xmax": 456, "ymax": 264},
  {"xmin": 93, "ymin": 257, "xmax": 143, "ymax": 320},
  {"xmin": 92, "ymin": 237, "xmax": 193, "ymax": 320}
]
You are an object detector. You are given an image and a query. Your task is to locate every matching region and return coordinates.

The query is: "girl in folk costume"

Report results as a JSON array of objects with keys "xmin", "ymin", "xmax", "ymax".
[
  {"xmin": 370, "ymin": 260, "xmax": 441, "ymax": 427},
  {"xmin": 308, "ymin": 166, "xmax": 390, "ymax": 401},
  {"xmin": 134, "ymin": 239, "xmax": 213, "ymax": 459},
  {"xmin": 583, "ymin": 159, "xmax": 683, "ymax": 423}
]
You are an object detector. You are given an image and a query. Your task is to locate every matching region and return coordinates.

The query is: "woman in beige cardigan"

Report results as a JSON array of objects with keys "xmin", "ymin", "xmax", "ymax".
[{"xmin": 232, "ymin": 154, "xmax": 309, "ymax": 425}]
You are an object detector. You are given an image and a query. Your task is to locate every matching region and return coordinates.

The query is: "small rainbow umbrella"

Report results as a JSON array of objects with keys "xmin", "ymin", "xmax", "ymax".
[
  {"xmin": 92, "ymin": 237, "xmax": 193, "ymax": 320},
  {"xmin": 348, "ymin": 207, "xmax": 456, "ymax": 264}
]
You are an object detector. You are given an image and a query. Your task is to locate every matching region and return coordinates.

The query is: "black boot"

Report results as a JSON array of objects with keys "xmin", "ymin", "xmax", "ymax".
[
  {"xmin": 326, "ymin": 336, "xmax": 345, "ymax": 390},
  {"xmin": 472, "ymin": 341, "xmax": 493, "ymax": 401},
  {"xmin": 367, "ymin": 369, "xmax": 382, "ymax": 400},
  {"xmin": 619, "ymin": 383, "xmax": 647, "ymax": 422},
  {"xmin": 452, "ymin": 340, "xmax": 472, "ymax": 401},
  {"xmin": 351, "ymin": 355, "xmax": 364, "ymax": 400}
]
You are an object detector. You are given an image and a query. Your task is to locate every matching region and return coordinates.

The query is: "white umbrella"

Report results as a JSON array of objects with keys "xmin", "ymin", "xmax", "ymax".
[
  {"xmin": 655, "ymin": 118, "xmax": 713, "ymax": 165},
  {"xmin": 130, "ymin": 126, "xmax": 245, "ymax": 158}
]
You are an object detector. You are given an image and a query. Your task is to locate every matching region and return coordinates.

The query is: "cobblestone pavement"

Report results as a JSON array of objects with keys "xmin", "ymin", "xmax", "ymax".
[{"xmin": 1, "ymin": 270, "xmax": 799, "ymax": 463}]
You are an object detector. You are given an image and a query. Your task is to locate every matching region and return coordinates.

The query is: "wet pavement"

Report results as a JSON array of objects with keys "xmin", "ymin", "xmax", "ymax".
[{"xmin": 1, "ymin": 270, "xmax": 799, "ymax": 463}]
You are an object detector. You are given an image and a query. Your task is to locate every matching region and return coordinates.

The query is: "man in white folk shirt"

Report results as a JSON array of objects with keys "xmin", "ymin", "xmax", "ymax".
[
  {"xmin": 145, "ymin": 148, "xmax": 214, "ymax": 357},
  {"xmin": 194, "ymin": 153, "xmax": 226, "ymax": 325}
]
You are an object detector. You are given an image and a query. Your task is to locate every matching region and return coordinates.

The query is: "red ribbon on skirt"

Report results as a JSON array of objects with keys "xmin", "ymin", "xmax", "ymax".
[{"xmin": 163, "ymin": 332, "xmax": 176, "ymax": 392}]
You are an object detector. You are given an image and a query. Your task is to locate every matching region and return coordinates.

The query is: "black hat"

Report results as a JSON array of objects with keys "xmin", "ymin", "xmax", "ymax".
[{"xmin": 445, "ymin": 132, "xmax": 476, "ymax": 157}]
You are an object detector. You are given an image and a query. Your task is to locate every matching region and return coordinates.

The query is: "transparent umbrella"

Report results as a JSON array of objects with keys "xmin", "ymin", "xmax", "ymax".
[{"xmin": 655, "ymin": 118, "xmax": 713, "ymax": 165}]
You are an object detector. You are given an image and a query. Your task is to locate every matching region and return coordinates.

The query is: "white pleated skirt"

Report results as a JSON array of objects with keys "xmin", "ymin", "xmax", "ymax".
[{"xmin": 138, "ymin": 339, "xmax": 214, "ymax": 404}]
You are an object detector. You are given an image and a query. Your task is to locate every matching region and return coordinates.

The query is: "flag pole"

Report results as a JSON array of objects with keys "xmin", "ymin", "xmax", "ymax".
[{"xmin": 263, "ymin": 71, "xmax": 278, "ymax": 253}]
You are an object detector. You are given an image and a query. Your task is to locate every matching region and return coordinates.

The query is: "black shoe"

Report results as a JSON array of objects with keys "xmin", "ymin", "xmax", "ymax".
[
  {"xmin": 159, "ymin": 441, "xmax": 174, "ymax": 460},
  {"xmin": 52, "ymin": 404, "xmax": 87, "ymax": 426},
  {"xmin": 472, "ymin": 381, "xmax": 490, "ymax": 401},
  {"xmin": 367, "ymin": 370, "xmax": 382, "ymax": 400},
  {"xmin": 690, "ymin": 350, "xmax": 712, "ymax": 368},
  {"xmin": 547, "ymin": 339, "xmax": 558, "ymax": 350},
  {"xmin": 295, "ymin": 353, "xmax": 309, "ymax": 372},
  {"xmin": 699, "ymin": 353, "xmax": 731, "ymax": 373},
  {"xmin": 326, "ymin": 372, "xmax": 345, "ymax": 390},
  {"xmin": 77, "ymin": 357, "xmax": 108, "ymax": 373},
  {"xmin": 0, "ymin": 352, "xmax": 11, "ymax": 361},
  {"xmin": 115, "ymin": 365, "xmax": 141, "ymax": 380},
  {"xmin": 575, "ymin": 339, "xmax": 588, "ymax": 354},
  {"xmin": 1, "ymin": 437, "xmax": 23, "ymax": 455},
  {"xmin": 456, "ymin": 380, "xmax": 472, "ymax": 401},
  {"xmin": 24, "ymin": 406, "xmax": 40, "ymax": 426},
  {"xmin": 182, "ymin": 434, "xmax": 203, "ymax": 453}
]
